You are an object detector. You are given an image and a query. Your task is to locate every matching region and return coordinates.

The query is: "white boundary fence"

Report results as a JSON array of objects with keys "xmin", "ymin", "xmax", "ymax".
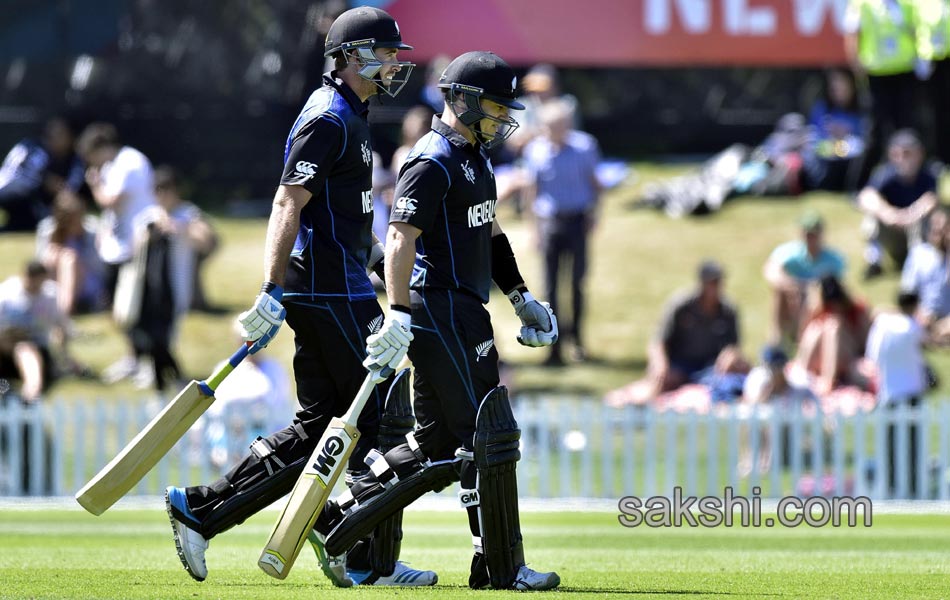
[{"xmin": 2, "ymin": 395, "xmax": 949, "ymax": 500}]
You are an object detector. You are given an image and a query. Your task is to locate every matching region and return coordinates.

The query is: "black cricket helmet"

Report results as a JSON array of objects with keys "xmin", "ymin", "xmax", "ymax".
[
  {"xmin": 438, "ymin": 51, "xmax": 524, "ymax": 149},
  {"xmin": 324, "ymin": 6, "xmax": 415, "ymax": 97}
]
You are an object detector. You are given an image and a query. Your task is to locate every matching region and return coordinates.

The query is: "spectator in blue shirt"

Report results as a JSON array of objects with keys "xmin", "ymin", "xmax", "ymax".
[
  {"xmin": 802, "ymin": 68, "xmax": 867, "ymax": 193},
  {"xmin": 858, "ymin": 129, "xmax": 941, "ymax": 279},
  {"xmin": 901, "ymin": 207, "xmax": 950, "ymax": 344},
  {"xmin": 764, "ymin": 211, "xmax": 846, "ymax": 347},
  {"xmin": 0, "ymin": 116, "xmax": 84, "ymax": 232},
  {"xmin": 523, "ymin": 98, "xmax": 601, "ymax": 364}
]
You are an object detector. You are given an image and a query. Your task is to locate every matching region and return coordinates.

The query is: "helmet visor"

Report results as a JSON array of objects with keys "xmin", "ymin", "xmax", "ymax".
[{"xmin": 347, "ymin": 44, "xmax": 415, "ymax": 98}]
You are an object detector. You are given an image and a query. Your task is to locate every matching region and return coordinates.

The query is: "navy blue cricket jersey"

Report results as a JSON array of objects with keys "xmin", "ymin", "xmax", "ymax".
[
  {"xmin": 390, "ymin": 116, "xmax": 498, "ymax": 303},
  {"xmin": 280, "ymin": 73, "xmax": 376, "ymax": 302}
]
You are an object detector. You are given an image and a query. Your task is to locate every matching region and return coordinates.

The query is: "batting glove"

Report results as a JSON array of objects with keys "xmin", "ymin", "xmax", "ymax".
[
  {"xmin": 238, "ymin": 284, "xmax": 286, "ymax": 355},
  {"xmin": 363, "ymin": 310, "xmax": 413, "ymax": 372},
  {"xmin": 508, "ymin": 289, "xmax": 558, "ymax": 347}
]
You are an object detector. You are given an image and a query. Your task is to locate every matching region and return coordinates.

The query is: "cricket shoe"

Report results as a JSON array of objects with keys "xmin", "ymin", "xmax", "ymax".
[
  {"xmin": 349, "ymin": 561, "xmax": 438, "ymax": 586},
  {"xmin": 512, "ymin": 564, "xmax": 561, "ymax": 591},
  {"xmin": 165, "ymin": 486, "xmax": 208, "ymax": 582},
  {"xmin": 307, "ymin": 529, "xmax": 353, "ymax": 588}
]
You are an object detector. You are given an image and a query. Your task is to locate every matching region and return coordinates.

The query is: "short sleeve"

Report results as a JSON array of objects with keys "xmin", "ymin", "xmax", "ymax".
[
  {"xmin": 280, "ymin": 116, "xmax": 343, "ymax": 195},
  {"xmin": 390, "ymin": 158, "xmax": 451, "ymax": 233},
  {"xmin": 656, "ymin": 295, "xmax": 683, "ymax": 346},
  {"xmin": 101, "ymin": 154, "xmax": 136, "ymax": 198}
]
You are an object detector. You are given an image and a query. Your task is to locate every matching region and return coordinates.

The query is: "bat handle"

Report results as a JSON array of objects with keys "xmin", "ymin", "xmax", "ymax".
[{"xmin": 201, "ymin": 342, "xmax": 253, "ymax": 394}]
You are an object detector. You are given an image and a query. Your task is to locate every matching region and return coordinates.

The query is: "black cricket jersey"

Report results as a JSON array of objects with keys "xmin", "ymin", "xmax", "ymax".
[
  {"xmin": 280, "ymin": 73, "xmax": 376, "ymax": 302},
  {"xmin": 390, "ymin": 116, "xmax": 497, "ymax": 303}
]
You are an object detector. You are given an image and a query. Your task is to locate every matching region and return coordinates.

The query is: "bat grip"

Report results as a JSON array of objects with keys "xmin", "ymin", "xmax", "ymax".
[{"xmin": 202, "ymin": 343, "xmax": 252, "ymax": 393}]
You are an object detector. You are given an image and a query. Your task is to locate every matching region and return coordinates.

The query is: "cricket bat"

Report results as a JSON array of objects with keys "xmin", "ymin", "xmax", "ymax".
[
  {"xmin": 258, "ymin": 369, "xmax": 387, "ymax": 579},
  {"xmin": 75, "ymin": 343, "xmax": 253, "ymax": 516}
]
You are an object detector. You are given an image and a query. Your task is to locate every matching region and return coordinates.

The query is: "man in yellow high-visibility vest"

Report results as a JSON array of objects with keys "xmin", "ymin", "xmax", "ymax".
[
  {"xmin": 914, "ymin": 0, "xmax": 950, "ymax": 164},
  {"xmin": 844, "ymin": 0, "xmax": 920, "ymax": 184}
]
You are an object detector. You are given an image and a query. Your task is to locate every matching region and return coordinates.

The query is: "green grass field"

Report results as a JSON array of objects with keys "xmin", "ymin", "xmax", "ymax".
[{"xmin": 1, "ymin": 505, "xmax": 949, "ymax": 599}]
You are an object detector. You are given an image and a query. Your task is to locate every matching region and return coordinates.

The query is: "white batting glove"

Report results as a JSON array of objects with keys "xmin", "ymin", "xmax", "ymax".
[
  {"xmin": 238, "ymin": 286, "xmax": 286, "ymax": 354},
  {"xmin": 508, "ymin": 289, "xmax": 558, "ymax": 347},
  {"xmin": 363, "ymin": 310, "xmax": 413, "ymax": 371}
]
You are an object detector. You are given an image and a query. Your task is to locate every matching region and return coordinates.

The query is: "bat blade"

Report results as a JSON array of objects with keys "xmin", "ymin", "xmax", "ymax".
[
  {"xmin": 258, "ymin": 417, "xmax": 359, "ymax": 579},
  {"xmin": 75, "ymin": 380, "xmax": 212, "ymax": 515},
  {"xmin": 75, "ymin": 343, "xmax": 250, "ymax": 516}
]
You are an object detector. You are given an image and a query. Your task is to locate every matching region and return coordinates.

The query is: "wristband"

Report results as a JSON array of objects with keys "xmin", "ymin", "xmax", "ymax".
[
  {"xmin": 491, "ymin": 234, "xmax": 525, "ymax": 294},
  {"xmin": 369, "ymin": 242, "xmax": 387, "ymax": 281},
  {"xmin": 507, "ymin": 288, "xmax": 533, "ymax": 310},
  {"xmin": 260, "ymin": 281, "xmax": 284, "ymax": 301}
]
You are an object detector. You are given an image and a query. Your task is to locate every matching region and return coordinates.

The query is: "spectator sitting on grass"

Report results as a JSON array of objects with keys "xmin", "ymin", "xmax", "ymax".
[
  {"xmin": 605, "ymin": 260, "xmax": 747, "ymax": 406},
  {"xmin": 0, "ymin": 116, "xmax": 85, "ymax": 232},
  {"xmin": 791, "ymin": 276, "xmax": 871, "ymax": 397},
  {"xmin": 857, "ymin": 129, "xmax": 940, "ymax": 279},
  {"xmin": 0, "ymin": 262, "xmax": 72, "ymax": 402},
  {"xmin": 35, "ymin": 190, "xmax": 105, "ymax": 315},
  {"xmin": 900, "ymin": 207, "xmax": 950, "ymax": 345},
  {"xmin": 764, "ymin": 211, "xmax": 846, "ymax": 347},
  {"xmin": 743, "ymin": 345, "xmax": 817, "ymax": 407},
  {"xmin": 802, "ymin": 67, "xmax": 867, "ymax": 193}
]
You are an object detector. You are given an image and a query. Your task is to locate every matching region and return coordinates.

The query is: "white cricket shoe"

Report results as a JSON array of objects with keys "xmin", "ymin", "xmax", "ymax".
[
  {"xmin": 352, "ymin": 561, "xmax": 438, "ymax": 586},
  {"xmin": 164, "ymin": 486, "xmax": 208, "ymax": 582},
  {"xmin": 307, "ymin": 529, "xmax": 353, "ymax": 588},
  {"xmin": 511, "ymin": 564, "xmax": 561, "ymax": 591}
]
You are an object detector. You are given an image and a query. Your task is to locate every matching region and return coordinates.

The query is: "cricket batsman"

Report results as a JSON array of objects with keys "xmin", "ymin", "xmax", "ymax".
[
  {"xmin": 162, "ymin": 6, "xmax": 436, "ymax": 586},
  {"xmin": 310, "ymin": 51, "xmax": 562, "ymax": 590}
]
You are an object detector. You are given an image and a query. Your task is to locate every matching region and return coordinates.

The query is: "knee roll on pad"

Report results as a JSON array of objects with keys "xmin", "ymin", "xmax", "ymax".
[
  {"xmin": 200, "ymin": 432, "xmax": 310, "ymax": 538},
  {"xmin": 474, "ymin": 386, "xmax": 525, "ymax": 590},
  {"xmin": 325, "ymin": 435, "xmax": 460, "ymax": 556},
  {"xmin": 372, "ymin": 368, "xmax": 414, "ymax": 576}
]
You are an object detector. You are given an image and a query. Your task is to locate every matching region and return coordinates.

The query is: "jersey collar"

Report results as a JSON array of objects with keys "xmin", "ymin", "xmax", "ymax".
[
  {"xmin": 323, "ymin": 72, "xmax": 369, "ymax": 117},
  {"xmin": 431, "ymin": 115, "xmax": 480, "ymax": 154}
]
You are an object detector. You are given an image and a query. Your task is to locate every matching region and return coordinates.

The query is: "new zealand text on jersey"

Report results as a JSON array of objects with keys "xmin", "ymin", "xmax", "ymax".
[{"xmin": 467, "ymin": 198, "xmax": 497, "ymax": 228}]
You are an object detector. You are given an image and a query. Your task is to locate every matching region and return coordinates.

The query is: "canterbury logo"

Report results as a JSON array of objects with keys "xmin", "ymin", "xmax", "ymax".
[
  {"xmin": 367, "ymin": 315, "xmax": 384, "ymax": 335},
  {"xmin": 475, "ymin": 338, "xmax": 494, "ymax": 361},
  {"xmin": 295, "ymin": 161, "xmax": 317, "ymax": 178},
  {"xmin": 312, "ymin": 435, "xmax": 345, "ymax": 477}
]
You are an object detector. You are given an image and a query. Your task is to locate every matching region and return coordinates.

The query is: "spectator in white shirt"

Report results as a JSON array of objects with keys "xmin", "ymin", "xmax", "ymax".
[
  {"xmin": 75, "ymin": 123, "xmax": 156, "ymax": 304},
  {"xmin": 900, "ymin": 208, "xmax": 950, "ymax": 344},
  {"xmin": 865, "ymin": 290, "xmax": 926, "ymax": 497}
]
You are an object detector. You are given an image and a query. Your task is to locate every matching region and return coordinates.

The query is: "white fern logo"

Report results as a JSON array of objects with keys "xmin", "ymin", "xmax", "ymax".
[
  {"xmin": 475, "ymin": 338, "xmax": 494, "ymax": 362},
  {"xmin": 367, "ymin": 315, "xmax": 384, "ymax": 335}
]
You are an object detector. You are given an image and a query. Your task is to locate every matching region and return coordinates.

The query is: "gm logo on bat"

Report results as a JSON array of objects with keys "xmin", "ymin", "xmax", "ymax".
[{"xmin": 311, "ymin": 429, "xmax": 355, "ymax": 485}]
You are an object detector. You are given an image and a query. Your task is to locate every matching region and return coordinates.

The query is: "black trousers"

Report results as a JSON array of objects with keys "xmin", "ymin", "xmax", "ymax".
[
  {"xmin": 927, "ymin": 58, "xmax": 950, "ymax": 165},
  {"xmin": 185, "ymin": 298, "xmax": 390, "ymax": 538},
  {"xmin": 539, "ymin": 213, "xmax": 590, "ymax": 351},
  {"xmin": 409, "ymin": 289, "xmax": 500, "ymax": 460},
  {"xmin": 886, "ymin": 396, "xmax": 921, "ymax": 499}
]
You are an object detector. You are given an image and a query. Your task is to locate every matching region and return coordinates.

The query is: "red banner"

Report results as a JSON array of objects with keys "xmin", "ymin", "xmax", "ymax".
[{"xmin": 381, "ymin": 0, "xmax": 849, "ymax": 66}]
